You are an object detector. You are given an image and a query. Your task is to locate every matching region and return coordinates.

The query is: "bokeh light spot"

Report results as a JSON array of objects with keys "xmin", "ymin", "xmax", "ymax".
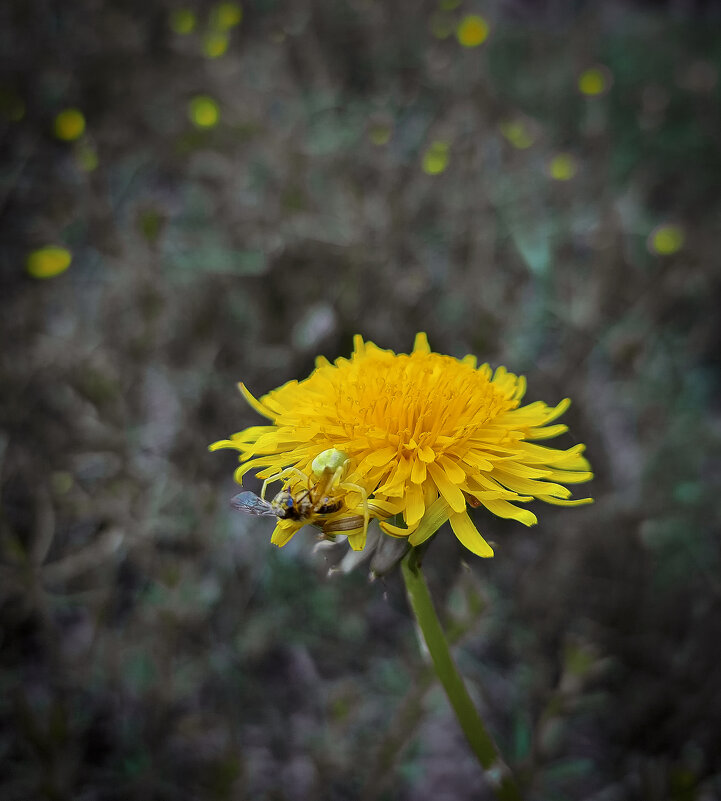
[
  {"xmin": 578, "ymin": 66, "xmax": 611, "ymax": 96},
  {"xmin": 548, "ymin": 153, "xmax": 578, "ymax": 181},
  {"xmin": 499, "ymin": 120, "xmax": 534, "ymax": 149},
  {"xmin": 212, "ymin": 2, "xmax": 243, "ymax": 30},
  {"xmin": 188, "ymin": 95, "xmax": 220, "ymax": 128},
  {"xmin": 457, "ymin": 15, "xmax": 489, "ymax": 47},
  {"xmin": 170, "ymin": 8, "xmax": 196, "ymax": 34},
  {"xmin": 648, "ymin": 224, "xmax": 684, "ymax": 255},
  {"xmin": 369, "ymin": 124, "xmax": 392, "ymax": 146},
  {"xmin": 203, "ymin": 32, "xmax": 229, "ymax": 58},
  {"xmin": 54, "ymin": 108, "xmax": 86, "ymax": 141},
  {"xmin": 422, "ymin": 141, "xmax": 450, "ymax": 175},
  {"xmin": 429, "ymin": 12, "xmax": 454, "ymax": 39},
  {"xmin": 76, "ymin": 142, "xmax": 99, "ymax": 172},
  {"xmin": 26, "ymin": 247, "xmax": 72, "ymax": 279},
  {"xmin": 440, "ymin": 0, "xmax": 462, "ymax": 9}
]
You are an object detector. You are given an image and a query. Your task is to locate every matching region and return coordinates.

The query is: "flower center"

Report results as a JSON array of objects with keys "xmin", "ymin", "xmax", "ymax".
[{"xmin": 313, "ymin": 352, "xmax": 515, "ymax": 456}]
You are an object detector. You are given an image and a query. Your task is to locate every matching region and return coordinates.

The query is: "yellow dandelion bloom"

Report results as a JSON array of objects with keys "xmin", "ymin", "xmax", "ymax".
[
  {"xmin": 170, "ymin": 8, "xmax": 196, "ymax": 34},
  {"xmin": 26, "ymin": 246, "xmax": 72, "ymax": 278},
  {"xmin": 499, "ymin": 120, "xmax": 534, "ymax": 150},
  {"xmin": 548, "ymin": 153, "xmax": 578, "ymax": 181},
  {"xmin": 212, "ymin": 335, "xmax": 593, "ymax": 557},
  {"xmin": 212, "ymin": 2, "xmax": 243, "ymax": 30},
  {"xmin": 54, "ymin": 108, "xmax": 85, "ymax": 141},
  {"xmin": 578, "ymin": 66, "xmax": 611, "ymax": 96},
  {"xmin": 456, "ymin": 15, "xmax": 490, "ymax": 48},
  {"xmin": 188, "ymin": 95, "xmax": 220, "ymax": 128},
  {"xmin": 648, "ymin": 224, "xmax": 684, "ymax": 255},
  {"xmin": 203, "ymin": 31, "xmax": 229, "ymax": 58},
  {"xmin": 422, "ymin": 141, "xmax": 450, "ymax": 175}
]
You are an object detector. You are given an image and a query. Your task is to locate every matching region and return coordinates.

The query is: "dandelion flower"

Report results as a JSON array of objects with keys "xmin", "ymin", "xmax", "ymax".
[{"xmin": 211, "ymin": 334, "xmax": 593, "ymax": 556}]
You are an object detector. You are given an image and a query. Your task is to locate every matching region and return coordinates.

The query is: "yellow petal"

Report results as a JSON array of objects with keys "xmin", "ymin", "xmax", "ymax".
[
  {"xmin": 411, "ymin": 458, "xmax": 427, "ymax": 484},
  {"xmin": 270, "ymin": 520, "xmax": 302, "ymax": 546},
  {"xmin": 208, "ymin": 438, "xmax": 238, "ymax": 452},
  {"xmin": 438, "ymin": 455, "xmax": 466, "ymax": 484},
  {"xmin": 545, "ymin": 469, "xmax": 594, "ymax": 484},
  {"xmin": 449, "ymin": 511, "xmax": 494, "ymax": 557},
  {"xmin": 537, "ymin": 495, "xmax": 594, "ymax": 507},
  {"xmin": 525, "ymin": 423, "xmax": 568, "ymax": 440},
  {"xmin": 405, "ymin": 482, "xmax": 426, "ymax": 526},
  {"xmin": 347, "ymin": 531, "xmax": 367, "ymax": 550},
  {"xmin": 408, "ymin": 496, "xmax": 451, "ymax": 546},
  {"xmin": 238, "ymin": 382, "xmax": 276, "ymax": 420},
  {"xmin": 380, "ymin": 520, "xmax": 417, "ymax": 538},
  {"xmin": 365, "ymin": 446, "xmax": 398, "ymax": 467},
  {"xmin": 367, "ymin": 498, "xmax": 403, "ymax": 516},
  {"xmin": 481, "ymin": 498, "xmax": 537, "ymax": 526},
  {"xmin": 418, "ymin": 445, "xmax": 436, "ymax": 463},
  {"xmin": 413, "ymin": 332, "xmax": 431, "ymax": 353},
  {"xmin": 427, "ymin": 462, "xmax": 466, "ymax": 513}
]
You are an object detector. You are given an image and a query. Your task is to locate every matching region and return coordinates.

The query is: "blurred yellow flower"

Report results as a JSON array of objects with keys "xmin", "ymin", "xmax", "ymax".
[
  {"xmin": 212, "ymin": 2, "xmax": 243, "ymax": 30},
  {"xmin": 499, "ymin": 120, "xmax": 534, "ymax": 149},
  {"xmin": 429, "ymin": 12, "xmax": 455, "ymax": 40},
  {"xmin": 170, "ymin": 8, "xmax": 196, "ymax": 34},
  {"xmin": 54, "ymin": 108, "xmax": 85, "ymax": 141},
  {"xmin": 648, "ymin": 224, "xmax": 684, "ymax": 255},
  {"xmin": 457, "ymin": 15, "xmax": 489, "ymax": 48},
  {"xmin": 203, "ymin": 32, "xmax": 229, "ymax": 58},
  {"xmin": 422, "ymin": 140, "xmax": 450, "ymax": 175},
  {"xmin": 76, "ymin": 142, "xmax": 99, "ymax": 172},
  {"xmin": 26, "ymin": 247, "xmax": 72, "ymax": 279},
  {"xmin": 211, "ymin": 334, "xmax": 593, "ymax": 556},
  {"xmin": 578, "ymin": 66, "xmax": 611, "ymax": 96},
  {"xmin": 188, "ymin": 95, "xmax": 220, "ymax": 128},
  {"xmin": 369, "ymin": 124, "xmax": 392, "ymax": 145},
  {"xmin": 548, "ymin": 153, "xmax": 578, "ymax": 181}
]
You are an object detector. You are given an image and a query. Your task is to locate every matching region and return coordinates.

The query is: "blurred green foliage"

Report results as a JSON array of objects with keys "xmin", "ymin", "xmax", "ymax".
[{"xmin": 2, "ymin": 0, "xmax": 721, "ymax": 799}]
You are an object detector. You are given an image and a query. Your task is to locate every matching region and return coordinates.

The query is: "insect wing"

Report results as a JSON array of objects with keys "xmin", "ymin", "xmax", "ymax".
[{"xmin": 231, "ymin": 491, "xmax": 278, "ymax": 517}]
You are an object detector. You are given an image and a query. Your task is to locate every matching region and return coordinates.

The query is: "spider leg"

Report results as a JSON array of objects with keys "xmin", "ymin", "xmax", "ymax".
[
  {"xmin": 260, "ymin": 466, "xmax": 307, "ymax": 499},
  {"xmin": 260, "ymin": 468, "xmax": 289, "ymax": 500}
]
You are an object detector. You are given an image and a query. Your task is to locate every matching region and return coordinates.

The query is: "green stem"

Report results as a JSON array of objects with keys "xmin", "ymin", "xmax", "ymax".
[{"xmin": 401, "ymin": 548, "xmax": 521, "ymax": 801}]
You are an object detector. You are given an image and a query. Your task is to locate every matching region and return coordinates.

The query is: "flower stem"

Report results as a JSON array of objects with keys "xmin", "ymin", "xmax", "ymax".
[{"xmin": 401, "ymin": 548, "xmax": 521, "ymax": 801}]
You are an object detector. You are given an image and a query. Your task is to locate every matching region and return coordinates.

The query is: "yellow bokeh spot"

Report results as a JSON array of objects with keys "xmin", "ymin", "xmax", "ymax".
[
  {"xmin": 457, "ymin": 15, "xmax": 489, "ymax": 47},
  {"xmin": 548, "ymin": 153, "xmax": 578, "ymax": 181},
  {"xmin": 212, "ymin": 2, "xmax": 242, "ymax": 30},
  {"xmin": 54, "ymin": 108, "xmax": 85, "ymax": 141},
  {"xmin": 170, "ymin": 8, "xmax": 196, "ymax": 34},
  {"xmin": 578, "ymin": 66, "xmax": 609, "ymax": 96},
  {"xmin": 203, "ymin": 32, "xmax": 229, "ymax": 58},
  {"xmin": 648, "ymin": 224, "xmax": 684, "ymax": 255},
  {"xmin": 26, "ymin": 247, "xmax": 72, "ymax": 279},
  {"xmin": 499, "ymin": 120, "xmax": 534, "ymax": 149},
  {"xmin": 429, "ymin": 12, "xmax": 454, "ymax": 39},
  {"xmin": 369, "ymin": 125, "xmax": 392, "ymax": 146},
  {"xmin": 76, "ymin": 142, "xmax": 99, "ymax": 172},
  {"xmin": 188, "ymin": 95, "xmax": 220, "ymax": 128},
  {"xmin": 422, "ymin": 141, "xmax": 450, "ymax": 175}
]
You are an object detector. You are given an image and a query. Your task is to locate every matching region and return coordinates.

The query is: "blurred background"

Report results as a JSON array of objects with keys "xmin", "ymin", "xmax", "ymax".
[{"xmin": 2, "ymin": 0, "xmax": 721, "ymax": 799}]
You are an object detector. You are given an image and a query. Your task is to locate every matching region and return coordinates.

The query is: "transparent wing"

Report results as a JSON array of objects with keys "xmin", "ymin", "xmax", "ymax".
[{"xmin": 230, "ymin": 491, "xmax": 278, "ymax": 517}]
